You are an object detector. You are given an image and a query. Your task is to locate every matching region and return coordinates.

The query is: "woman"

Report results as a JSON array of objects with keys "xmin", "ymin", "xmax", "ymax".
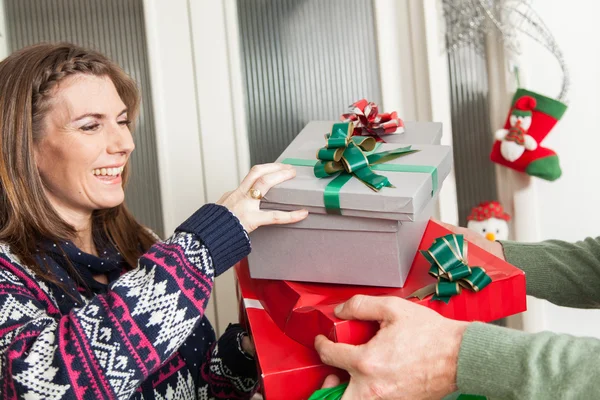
[
  {"xmin": 0, "ymin": 42, "xmax": 307, "ymax": 399},
  {"xmin": 315, "ymin": 220, "xmax": 600, "ymax": 399}
]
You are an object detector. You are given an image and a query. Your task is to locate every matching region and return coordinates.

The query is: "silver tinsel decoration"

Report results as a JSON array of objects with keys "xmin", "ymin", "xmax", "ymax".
[{"xmin": 442, "ymin": 0, "xmax": 569, "ymax": 101}]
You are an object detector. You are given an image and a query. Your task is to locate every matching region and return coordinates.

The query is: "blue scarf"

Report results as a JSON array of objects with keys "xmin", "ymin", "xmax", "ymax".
[{"xmin": 37, "ymin": 236, "xmax": 127, "ymax": 316}]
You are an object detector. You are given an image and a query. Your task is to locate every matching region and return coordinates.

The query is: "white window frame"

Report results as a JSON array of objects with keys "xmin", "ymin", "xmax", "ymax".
[
  {"xmin": 143, "ymin": 0, "xmax": 249, "ymax": 334},
  {"xmin": 374, "ymin": 0, "xmax": 459, "ymax": 225}
]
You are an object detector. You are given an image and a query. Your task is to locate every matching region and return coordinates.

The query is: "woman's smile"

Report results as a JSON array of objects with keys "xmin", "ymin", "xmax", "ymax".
[{"xmin": 92, "ymin": 164, "xmax": 125, "ymax": 184}]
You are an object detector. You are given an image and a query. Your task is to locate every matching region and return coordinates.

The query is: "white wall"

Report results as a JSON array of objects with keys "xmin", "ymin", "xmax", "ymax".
[{"xmin": 517, "ymin": 0, "xmax": 600, "ymax": 337}]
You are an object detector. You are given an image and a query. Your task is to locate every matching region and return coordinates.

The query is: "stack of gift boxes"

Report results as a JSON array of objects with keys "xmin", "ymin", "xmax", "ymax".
[{"xmin": 235, "ymin": 105, "xmax": 527, "ymax": 400}]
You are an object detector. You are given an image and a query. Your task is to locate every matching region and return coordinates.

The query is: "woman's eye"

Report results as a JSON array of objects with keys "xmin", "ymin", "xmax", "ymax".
[
  {"xmin": 80, "ymin": 124, "xmax": 100, "ymax": 132},
  {"xmin": 118, "ymin": 120, "xmax": 132, "ymax": 127}
]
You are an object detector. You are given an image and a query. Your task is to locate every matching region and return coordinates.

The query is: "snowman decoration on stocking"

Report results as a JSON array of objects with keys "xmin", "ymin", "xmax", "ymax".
[{"xmin": 495, "ymin": 96, "xmax": 537, "ymax": 162}]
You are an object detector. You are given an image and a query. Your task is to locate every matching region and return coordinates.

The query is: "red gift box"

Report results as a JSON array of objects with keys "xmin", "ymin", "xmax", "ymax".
[
  {"xmin": 236, "ymin": 220, "xmax": 526, "ymax": 398},
  {"xmin": 237, "ymin": 279, "xmax": 348, "ymax": 400}
]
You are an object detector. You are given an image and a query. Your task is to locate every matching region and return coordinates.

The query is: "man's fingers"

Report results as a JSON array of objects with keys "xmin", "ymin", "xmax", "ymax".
[
  {"xmin": 314, "ymin": 335, "xmax": 360, "ymax": 372},
  {"xmin": 320, "ymin": 374, "xmax": 341, "ymax": 389},
  {"xmin": 334, "ymin": 295, "xmax": 399, "ymax": 322}
]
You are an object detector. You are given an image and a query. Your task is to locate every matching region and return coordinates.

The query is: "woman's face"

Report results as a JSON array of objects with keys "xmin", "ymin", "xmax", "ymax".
[{"xmin": 34, "ymin": 74, "xmax": 135, "ymax": 218}]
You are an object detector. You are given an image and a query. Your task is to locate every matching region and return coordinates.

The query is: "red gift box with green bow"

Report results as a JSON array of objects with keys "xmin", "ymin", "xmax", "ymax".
[{"xmin": 236, "ymin": 220, "xmax": 526, "ymax": 399}]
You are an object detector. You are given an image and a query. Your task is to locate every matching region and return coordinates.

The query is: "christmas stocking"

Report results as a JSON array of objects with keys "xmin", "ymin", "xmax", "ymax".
[{"xmin": 490, "ymin": 88, "xmax": 567, "ymax": 181}]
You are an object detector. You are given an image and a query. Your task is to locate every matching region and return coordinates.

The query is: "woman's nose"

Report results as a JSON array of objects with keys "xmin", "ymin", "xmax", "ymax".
[{"xmin": 107, "ymin": 123, "xmax": 135, "ymax": 155}]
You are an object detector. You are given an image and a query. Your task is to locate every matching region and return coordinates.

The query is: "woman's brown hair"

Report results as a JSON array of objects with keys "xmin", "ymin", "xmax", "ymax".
[{"xmin": 0, "ymin": 42, "xmax": 157, "ymax": 284}]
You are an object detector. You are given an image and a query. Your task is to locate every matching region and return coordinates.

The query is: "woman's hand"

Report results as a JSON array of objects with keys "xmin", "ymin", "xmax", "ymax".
[
  {"xmin": 433, "ymin": 219, "xmax": 506, "ymax": 261},
  {"xmin": 241, "ymin": 334, "xmax": 255, "ymax": 357},
  {"xmin": 217, "ymin": 163, "xmax": 308, "ymax": 233}
]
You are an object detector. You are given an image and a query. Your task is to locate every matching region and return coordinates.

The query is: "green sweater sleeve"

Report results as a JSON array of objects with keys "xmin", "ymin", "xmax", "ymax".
[
  {"xmin": 456, "ymin": 237, "xmax": 600, "ymax": 398},
  {"xmin": 501, "ymin": 237, "xmax": 600, "ymax": 308},
  {"xmin": 458, "ymin": 322, "xmax": 600, "ymax": 399}
]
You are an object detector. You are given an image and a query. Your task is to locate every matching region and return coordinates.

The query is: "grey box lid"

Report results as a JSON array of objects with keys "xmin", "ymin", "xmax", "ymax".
[{"xmin": 262, "ymin": 121, "xmax": 453, "ymax": 220}]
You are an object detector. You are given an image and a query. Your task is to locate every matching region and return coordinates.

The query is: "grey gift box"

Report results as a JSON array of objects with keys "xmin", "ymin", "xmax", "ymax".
[{"xmin": 248, "ymin": 121, "xmax": 452, "ymax": 287}]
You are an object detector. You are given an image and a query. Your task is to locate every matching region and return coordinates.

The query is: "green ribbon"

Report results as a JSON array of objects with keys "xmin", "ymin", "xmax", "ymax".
[
  {"xmin": 282, "ymin": 122, "xmax": 436, "ymax": 214},
  {"xmin": 408, "ymin": 234, "xmax": 492, "ymax": 304},
  {"xmin": 372, "ymin": 164, "xmax": 438, "ymax": 195},
  {"xmin": 308, "ymin": 383, "xmax": 348, "ymax": 400}
]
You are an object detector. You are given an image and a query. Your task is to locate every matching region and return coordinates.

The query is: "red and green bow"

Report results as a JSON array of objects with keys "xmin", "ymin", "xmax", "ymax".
[{"xmin": 340, "ymin": 99, "xmax": 404, "ymax": 137}]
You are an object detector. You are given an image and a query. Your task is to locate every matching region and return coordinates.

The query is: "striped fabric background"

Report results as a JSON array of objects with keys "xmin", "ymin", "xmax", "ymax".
[
  {"xmin": 446, "ymin": 43, "xmax": 498, "ymax": 225},
  {"xmin": 236, "ymin": 0, "xmax": 382, "ymax": 165}
]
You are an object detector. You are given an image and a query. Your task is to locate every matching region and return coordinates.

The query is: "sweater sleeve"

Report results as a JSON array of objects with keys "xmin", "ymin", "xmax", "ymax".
[
  {"xmin": 457, "ymin": 322, "xmax": 600, "ymax": 399},
  {"xmin": 199, "ymin": 323, "xmax": 259, "ymax": 399},
  {"xmin": 500, "ymin": 237, "xmax": 600, "ymax": 308},
  {"xmin": 0, "ymin": 203, "xmax": 250, "ymax": 400}
]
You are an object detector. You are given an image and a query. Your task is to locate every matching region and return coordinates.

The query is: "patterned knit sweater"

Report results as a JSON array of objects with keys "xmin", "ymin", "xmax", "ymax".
[{"xmin": 0, "ymin": 203, "xmax": 258, "ymax": 399}]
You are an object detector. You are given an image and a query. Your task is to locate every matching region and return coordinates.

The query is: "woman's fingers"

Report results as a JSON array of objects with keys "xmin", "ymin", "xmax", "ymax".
[
  {"xmin": 247, "ymin": 167, "xmax": 297, "ymax": 200},
  {"xmin": 218, "ymin": 163, "xmax": 306, "ymax": 233},
  {"xmin": 238, "ymin": 163, "xmax": 293, "ymax": 194},
  {"xmin": 241, "ymin": 335, "xmax": 256, "ymax": 357},
  {"xmin": 251, "ymin": 209, "xmax": 308, "ymax": 230}
]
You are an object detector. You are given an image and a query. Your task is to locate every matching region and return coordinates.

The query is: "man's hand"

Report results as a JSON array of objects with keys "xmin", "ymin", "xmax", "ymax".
[{"xmin": 315, "ymin": 295, "xmax": 468, "ymax": 399}]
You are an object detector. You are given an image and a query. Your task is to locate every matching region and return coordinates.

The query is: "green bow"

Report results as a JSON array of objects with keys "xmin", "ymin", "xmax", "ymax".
[
  {"xmin": 312, "ymin": 122, "xmax": 418, "ymax": 213},
  {"xmin": 409, "ymin": 234, "xmax": 492, "ymax": 303}
]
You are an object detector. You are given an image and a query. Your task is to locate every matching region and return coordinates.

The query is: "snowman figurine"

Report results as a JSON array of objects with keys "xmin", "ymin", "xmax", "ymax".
[
  {"xmin": 466, "ymin": 201, "xmax": 510, "ymax": 241},
  {"xmin": 495, "ymin": 95, "xmax": 538, "ymax": 162}
]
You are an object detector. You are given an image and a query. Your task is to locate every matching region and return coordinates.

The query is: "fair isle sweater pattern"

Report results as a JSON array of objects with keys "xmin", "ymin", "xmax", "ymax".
[{"xmin": 0, "ymin": 204, "xmax": 257, "ymax": 399}]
